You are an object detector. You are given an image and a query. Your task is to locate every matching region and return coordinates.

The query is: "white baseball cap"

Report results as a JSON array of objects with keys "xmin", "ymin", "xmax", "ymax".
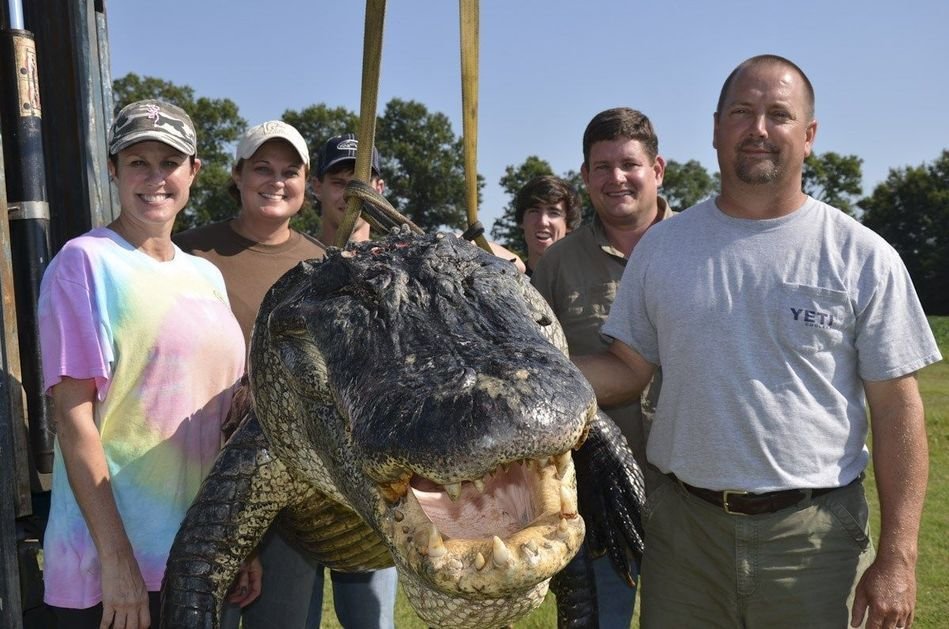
[{"xmin": 235, "ymin": 120, "xmax": 310, "ymax": 167}]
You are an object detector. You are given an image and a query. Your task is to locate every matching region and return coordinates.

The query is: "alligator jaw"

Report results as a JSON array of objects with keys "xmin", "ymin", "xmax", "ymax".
[{"xmin": 381, "ymin": 449, "xmax": 584, "ymax": 598}]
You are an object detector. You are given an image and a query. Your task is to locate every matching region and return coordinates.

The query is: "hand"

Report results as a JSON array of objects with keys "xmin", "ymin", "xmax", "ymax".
[
  {"xmin": 99, "ymin": 549, "xmax": 150, "ymax": 629},
  {"xmin": 851, "ymin": 556, "xmax": 916, "ymax": 629},
  {"xmin": 227, "ymin": 555, "xmax": 263, "ymax": 608}
]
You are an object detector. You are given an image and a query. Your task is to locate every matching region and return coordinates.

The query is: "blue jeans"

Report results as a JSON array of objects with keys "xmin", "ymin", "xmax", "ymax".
[
  {"xmin": 307, "ymin": 565, "xmax": 397, "ymax": 629},
  {"xmin": 220, "ymin": 529, "xmax": 397, "ymax": 629},
  {"xmin": 592, "ymin": 553, "xmax": 637, "ymax": 628}
]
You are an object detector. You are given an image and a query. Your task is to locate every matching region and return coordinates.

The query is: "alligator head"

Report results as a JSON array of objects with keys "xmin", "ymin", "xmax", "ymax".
[{"xmin": 248, "ymin": 229, "xmax": 593, "ymax": 627}]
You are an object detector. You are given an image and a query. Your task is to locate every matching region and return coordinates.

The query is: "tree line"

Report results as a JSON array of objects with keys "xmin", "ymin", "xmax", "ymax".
[{"xmin": 113, "ymin": 73, "xmax": 949, "ymax": 314}]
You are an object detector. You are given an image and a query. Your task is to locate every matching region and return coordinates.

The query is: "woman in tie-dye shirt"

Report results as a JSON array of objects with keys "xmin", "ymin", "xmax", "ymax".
[{"xmin": 38, "ymin": 100, "xmax": 248, "ymax": 629}]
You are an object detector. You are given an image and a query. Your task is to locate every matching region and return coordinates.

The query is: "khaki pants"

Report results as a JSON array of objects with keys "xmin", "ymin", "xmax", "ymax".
[{"xmin": 640, "ymin": 474, "xmax": 875, "ymax": 628}]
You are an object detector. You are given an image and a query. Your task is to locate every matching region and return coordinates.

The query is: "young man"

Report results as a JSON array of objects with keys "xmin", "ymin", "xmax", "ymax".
[
  {"xmin": 314, "ymin": 133, "xmax": 525, "ymax": 271},
  {"xmin": 311, "ymin": 132, "xmax": 385, "ymax": 246},
  {"xmin": 580, "ymin": 55, "xmax": 941, "ymax": 629},
  {"xmin": 531, "ymin": 107, "xmax": 673, "ymax": 626},
  {"xmin": 514, "ymin": 175, "xmax": 582, "ymax": 275}
]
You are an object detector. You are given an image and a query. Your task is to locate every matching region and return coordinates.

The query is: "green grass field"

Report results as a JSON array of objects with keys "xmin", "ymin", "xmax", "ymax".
[{"xmin": 318, "ymin": 317, "xmax": 949, "ymax": 628}]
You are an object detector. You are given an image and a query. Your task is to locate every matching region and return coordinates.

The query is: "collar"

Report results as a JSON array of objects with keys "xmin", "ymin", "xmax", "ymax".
[{"xmin": 593, "ymin": 195, "xmax": 673, "ymax": 259}]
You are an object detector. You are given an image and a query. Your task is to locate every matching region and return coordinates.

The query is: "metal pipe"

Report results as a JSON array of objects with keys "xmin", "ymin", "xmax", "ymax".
[
  {"xmin": 1, "ymin": 26, "xmax": 55, "ymax": 474},
  {"xmin": 6, "ymin": 0, "xmax": 24, "ymax": 29}
]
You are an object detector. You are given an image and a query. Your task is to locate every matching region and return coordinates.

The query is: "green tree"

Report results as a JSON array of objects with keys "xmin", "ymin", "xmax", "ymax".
[
  {"xmin": 561, "ymin": 170, "xmax": 594, "ymax": 224},
  {"xmin": 376, "ymin": 98, "xmax": 472, "ymax": 231},
  {"xmin": 281, "ymin": 104, "xmax": 360, "ymax": 235},
  {"xmin": 661, "ymin": 159, "xmax": 717, "ymax": 212},
  {"xmin": 112, "ymin": 73, "xmax": 247, "ymax": 230},
  {"xmin": 281, "ymin": 104, "xmax": 359, "ymax": 157},
  {"xmin": 803, "ymin": 151, "xmax": 863, "ymax": 215},
  {"xmin": 860, "ymin": 150, "xmax": 949, "ymax": 314},
  {"xmin": 286, "ymin": 99, "xmax": 472, "ymax": 233}
]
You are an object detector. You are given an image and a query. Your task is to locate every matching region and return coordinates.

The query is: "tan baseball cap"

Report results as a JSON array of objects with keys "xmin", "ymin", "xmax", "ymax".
[{"xmin": 236, "ymin": 120, "xmax": 310, "ymax": 167}]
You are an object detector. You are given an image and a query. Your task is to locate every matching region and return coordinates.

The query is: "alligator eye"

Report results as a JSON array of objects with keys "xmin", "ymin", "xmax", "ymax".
[{"xmin": 268, "ymin": 308, "xmax": 308, "ymax": 336}]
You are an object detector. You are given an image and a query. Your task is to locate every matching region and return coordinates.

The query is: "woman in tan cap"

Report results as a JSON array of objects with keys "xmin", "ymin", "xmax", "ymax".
[
  {"xmin": 38, "ymin": 100, "xmax": 250, "ymax": 628},
  {"xmin": 175, "ymin": 120, "xmax": 325, "ymax": 344}
]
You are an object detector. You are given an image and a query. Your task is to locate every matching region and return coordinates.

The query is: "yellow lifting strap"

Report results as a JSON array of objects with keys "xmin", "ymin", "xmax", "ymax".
[
  {"xmin": 459, "ymin": 0, "xmax": 492, "ymax": 253},
  {"xmin": 336, "ymin": 0, "xmax": 491, "ymax": 253},
  {"xmin": 335, "ymin": 0, "xmax": 387, "ymax": 248}
]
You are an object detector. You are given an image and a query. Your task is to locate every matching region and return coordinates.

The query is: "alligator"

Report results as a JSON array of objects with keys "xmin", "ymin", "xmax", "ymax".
[{"xmin": 161, "ymin": 229, "xmax": 645, "ymax": 628}]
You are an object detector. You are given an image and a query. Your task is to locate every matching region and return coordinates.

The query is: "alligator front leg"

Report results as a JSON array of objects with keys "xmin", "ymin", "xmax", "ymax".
[
  {"xmin": 160, "ymin": 411, "xmax": 303, "ymax": 628},
  {"xmin": 573, "ymin": 409, "xmax": 646, "ymax": 587}
]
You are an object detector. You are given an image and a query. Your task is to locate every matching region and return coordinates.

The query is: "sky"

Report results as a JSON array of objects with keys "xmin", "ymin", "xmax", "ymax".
[{"xmin": 106, "ymin": 0, "xmax": 949, "ymax": 230}]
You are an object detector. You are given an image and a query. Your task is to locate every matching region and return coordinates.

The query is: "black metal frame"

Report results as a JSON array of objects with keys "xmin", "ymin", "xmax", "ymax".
[{"xmin": 0, "ymin": 2, "xmax": 114, "ymax": 626}]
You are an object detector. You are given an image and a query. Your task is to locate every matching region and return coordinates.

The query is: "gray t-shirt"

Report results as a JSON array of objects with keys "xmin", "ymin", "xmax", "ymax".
[{"xmin": 603, "ymin": 196, "xmax": 942, "ymax": 492}]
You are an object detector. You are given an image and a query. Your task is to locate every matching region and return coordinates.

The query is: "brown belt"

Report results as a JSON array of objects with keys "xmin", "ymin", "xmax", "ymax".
[{"xmin": 671, "ymin": 475, "xmax": 842, "ymax": 516}]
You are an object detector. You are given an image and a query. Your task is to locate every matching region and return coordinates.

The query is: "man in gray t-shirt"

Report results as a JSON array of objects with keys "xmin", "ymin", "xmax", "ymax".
[{"xmin": 577, "ymin": 55, "xmax": 941, "ymax": 629}]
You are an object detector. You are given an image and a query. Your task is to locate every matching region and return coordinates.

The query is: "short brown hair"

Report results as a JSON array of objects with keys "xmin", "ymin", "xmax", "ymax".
[
  {"xmin": 514, "ymin": 175, "xmax": 582, "ymax": 230},
  {"xmin": 582, "ymin": 107, "xmax": 659, "ymax": 166}
]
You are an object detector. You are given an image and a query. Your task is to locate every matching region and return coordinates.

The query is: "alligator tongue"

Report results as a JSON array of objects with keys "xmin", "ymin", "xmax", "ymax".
[{"xmin": 409, "ymin": 462, "xmax": 536, "ymax": 540}]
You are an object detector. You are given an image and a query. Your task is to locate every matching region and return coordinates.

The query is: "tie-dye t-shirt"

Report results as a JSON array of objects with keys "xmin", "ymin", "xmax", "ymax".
[{"xmin": 38, "ymin": 227, "xmax": 245, "ymax": 608}]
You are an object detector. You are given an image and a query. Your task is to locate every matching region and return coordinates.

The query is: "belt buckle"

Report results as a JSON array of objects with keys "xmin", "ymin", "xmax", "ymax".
[{"xmin": 723, "ymin": 489, "xmax": 749, "ymax": 515}]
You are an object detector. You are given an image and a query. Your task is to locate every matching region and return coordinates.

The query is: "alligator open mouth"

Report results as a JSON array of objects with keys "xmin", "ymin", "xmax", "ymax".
[{"xmin": 380, "ymin": 450, "xmax": 584, "ymax": 597}]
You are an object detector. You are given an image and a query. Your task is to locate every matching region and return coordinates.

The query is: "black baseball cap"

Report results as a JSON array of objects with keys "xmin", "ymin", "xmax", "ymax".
[{"xmin": 317, "ymin": 133, "xmax": 382, "ymax": 178}]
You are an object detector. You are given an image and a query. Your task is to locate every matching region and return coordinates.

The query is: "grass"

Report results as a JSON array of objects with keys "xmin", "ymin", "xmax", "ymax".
[
  {"xmin": 902, "ymin": 316, "xmax": 949, "ymax": 628},
  {"xmin": 317, "ymin": 317, "xmax": 948, "ymax": 628}
]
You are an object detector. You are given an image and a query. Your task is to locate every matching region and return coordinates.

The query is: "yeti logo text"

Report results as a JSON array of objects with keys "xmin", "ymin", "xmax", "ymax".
[{"xmin": 790, "ymin": 307, "xmax": 835, "ymax": 329}]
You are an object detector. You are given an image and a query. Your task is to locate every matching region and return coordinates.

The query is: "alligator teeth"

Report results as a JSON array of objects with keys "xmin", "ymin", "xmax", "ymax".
[
  {"xmin": 537, "ymin": 456, "xmax": 550, "ymax": 469},
  {"xmin": 554, "ymin": 451, "xmax": 573, "ymax": 479},
  {"xmin": 444, "ymin": 482, "xmax": 462, "ymax": 501},
  {"xmin": 521, "ymin": 540, "xmax": 538, "ymax": 557},
  {"xmin": 492, "ymin": 535, "xmax": 512, "ymax": 567},
  {"xmin": 472, "ymin": 478, "xmax": 485, "ymax": 493},
  {"xmin": 557, "ymin": 517, "xmax": 570, "ymax": 539},
  {"xmin": 560, "ymin": 485, "xmax": 578, "ymax": 517},
  {"xmin": 393, "ymin": 509, "xmax": 404, "ymax": 522},
  {"xmin": 475, "ymin": 552, "xmax": 486, "ymax": 570},
  {"xmin": 428, "ymin": 524, "xmax": 447, "ymax": 558},
  {"xmin": 378, "ymin": 478, "xmax": 410, "ymax": 503}
]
